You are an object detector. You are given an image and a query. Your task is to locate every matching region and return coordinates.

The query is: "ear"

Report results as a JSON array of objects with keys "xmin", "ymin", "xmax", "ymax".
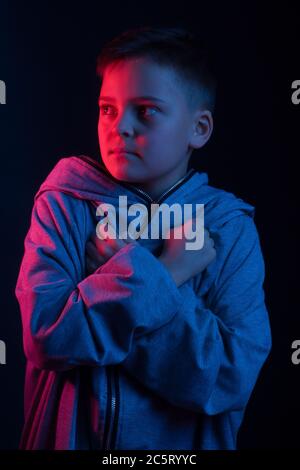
[{"xmin": 189, "ymin": 109, "xmax": 213, "ymax": 150}]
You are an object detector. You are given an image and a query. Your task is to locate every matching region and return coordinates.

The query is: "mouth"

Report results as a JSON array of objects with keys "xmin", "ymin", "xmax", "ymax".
[{"xmin": 109, "ymin": 150, "xmax": 140, "ymax": 158}]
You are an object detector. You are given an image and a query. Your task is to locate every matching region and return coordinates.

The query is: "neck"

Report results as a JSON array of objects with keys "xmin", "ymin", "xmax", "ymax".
[{"xmin": 133, "ymin": 163, "xmax": 190, "ymax": 201}]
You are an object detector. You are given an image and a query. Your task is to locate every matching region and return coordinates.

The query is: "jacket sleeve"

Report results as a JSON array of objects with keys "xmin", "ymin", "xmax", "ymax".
[
  {"xmin": 15, "ymin": 191, "xmax": 183, "ymax": 371},
  {"xmin": 120, "ymin": 214, "xmax": 272, "ymax": 415}
]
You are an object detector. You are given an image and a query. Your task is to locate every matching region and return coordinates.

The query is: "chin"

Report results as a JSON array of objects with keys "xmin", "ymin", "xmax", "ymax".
[{"xmin": 105, "ymin": 163, "xmax": 145, "ymax": 183}]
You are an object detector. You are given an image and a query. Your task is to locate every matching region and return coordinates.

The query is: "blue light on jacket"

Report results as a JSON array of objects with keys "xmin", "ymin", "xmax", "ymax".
[{"xmin": 15, "ymin": 155, "xmax": 272, "ymax": 450}]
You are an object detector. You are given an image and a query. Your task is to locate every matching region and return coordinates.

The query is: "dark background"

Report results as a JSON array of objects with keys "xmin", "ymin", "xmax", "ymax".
[{"xmin": 0, "ymin": 0, "xmax": 299, "ymax": 449}]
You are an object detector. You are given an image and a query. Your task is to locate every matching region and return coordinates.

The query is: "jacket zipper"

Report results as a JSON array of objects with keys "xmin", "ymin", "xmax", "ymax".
[
  {"xmin": 102, "ymin": 365, "xmax": 120, "ymax": 450},
  {"xmin": 77, "ymin": 154, "xmax": 196, "ymax": 208},
  {"xmin": 121, "ymin": 168, "xmax": 196, "ymax": 209},
  {"xmin": 101, "ymin": 169, "xmax": 196, "ymax": 450},
  {"xmin": 77, "ymin": 155, "xmax": 196, "ymax": 450},
  {"xmin": 129, "ymin": 171, "xmax": 194, "ymax": 205}
]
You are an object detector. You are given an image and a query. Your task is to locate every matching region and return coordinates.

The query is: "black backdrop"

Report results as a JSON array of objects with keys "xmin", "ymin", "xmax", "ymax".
[{"xmin": 0, "ymin": 0, "xmax": 299, "ymax": 450}]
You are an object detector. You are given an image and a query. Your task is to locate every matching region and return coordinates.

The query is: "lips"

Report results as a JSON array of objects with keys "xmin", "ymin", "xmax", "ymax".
[{"xmin": 109, "ymin": 147, "xmax": 140, "ymax": 157}]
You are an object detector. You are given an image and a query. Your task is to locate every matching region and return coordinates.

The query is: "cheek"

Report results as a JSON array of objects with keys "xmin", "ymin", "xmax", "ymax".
[
  {"xmin": 98, "ymin": 122, "xmax": 108, "ymax": 148},
  {"xmin": 169, "ymin": 116, "xmax": 189, "ymax": 138},
  {"xmin": 97, "ymin": 118, "xmax": 102, "ymax": 138},
  {"xmin": 149, "ymin": 120, "xmax": 188, "ymax": 150}
]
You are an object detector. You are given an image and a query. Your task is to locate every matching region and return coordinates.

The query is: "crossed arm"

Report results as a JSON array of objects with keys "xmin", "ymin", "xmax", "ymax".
[{"xmin": 15, "ymin": 190, "xmax": 272, "ymax": 414}]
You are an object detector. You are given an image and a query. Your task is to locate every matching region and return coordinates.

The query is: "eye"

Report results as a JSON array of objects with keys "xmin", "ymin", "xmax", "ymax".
[
  {"xmin": 138, "ymin": 105, "xmax": 158, "ymax": 118},
  {"xmin": 99, "ymin": 104, "xmax": 159, "ymax": 119},
  {"xmin": 99, "ymin": 104, "xmax": 115, "ymax": 116}
]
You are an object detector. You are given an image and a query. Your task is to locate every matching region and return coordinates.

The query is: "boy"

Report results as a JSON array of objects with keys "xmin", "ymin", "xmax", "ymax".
[{"xmin": 15, "ymin": 26, "xmax": 272, "ymax": 450}]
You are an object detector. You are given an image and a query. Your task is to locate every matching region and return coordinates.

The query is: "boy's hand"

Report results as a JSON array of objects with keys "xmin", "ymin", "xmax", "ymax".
[
  {"xmin": 85, "ymin": 232, "xmax": 138, "ymax": 275},
  {"xmin": 158, "ymin": 222, "xmax": 216, "ymax": 287}
]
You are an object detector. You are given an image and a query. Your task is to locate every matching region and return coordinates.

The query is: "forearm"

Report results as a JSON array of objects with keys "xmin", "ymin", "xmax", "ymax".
[
  {"xmin": 121, "ymin": 216, "xmax": 272, "ymax": 415},
  {"xmin": 17, "ymin": 243, "xmax": 183, "ymax": 371},
  {"xmin": 121, "ymin": 281, "xmax": 271, "ymax": 414},
  {"xmin": 16, "ymin": 190, "xmax": 185, "ymax": 371}
]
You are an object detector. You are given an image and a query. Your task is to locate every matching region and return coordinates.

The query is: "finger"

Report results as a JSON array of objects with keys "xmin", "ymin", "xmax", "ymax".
[
  {"xmin": 86, "ymin": 239, "xmax": 113, "ymax": 261},
  {"xmin": 98, "ymin": 239, "xmax": 116, "ymax": 258},
  {"xmin": 208, "ymin": 236, "xmax": 215, "ymax": 247},
  {"xmin": 86, "ymin": 251, "xmax": 106, "ymax": 270},
  {"xmin": 95, "ymin": 221, "xmax": 126, "ymax": 252},
  {"xmin": 119, "ymin": 234, "xmax": 139, "ymax": 245},
  {"xmin": 86, "ymin": 255, "xmax": 99, "ymax": 274},
  {"xmin": 209, "ymin": 247, "xmax": 217, "ymax": 262},
  {"xmin": 86, "ymin": 240, "xmax": 100, "ymax": 257},
  {"xmin": 110, "ymin": 234, "xmax": 129, "ymax": 250},
  {"xmin": 94, "ymin": 233, "xmax": 129, "ymax": 253},
  {"xmin": 109, "ymin": 227, "xmax": 140, "ymax": 249}
]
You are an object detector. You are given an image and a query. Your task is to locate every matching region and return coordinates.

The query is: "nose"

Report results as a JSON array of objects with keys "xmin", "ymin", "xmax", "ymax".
[{"xmin": 113, "ymin": 110, "xmax": 135, "ymax": 137}]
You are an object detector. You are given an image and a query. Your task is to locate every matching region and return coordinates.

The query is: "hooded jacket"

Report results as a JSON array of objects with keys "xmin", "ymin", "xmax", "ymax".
[{"xmin": 15, "ymin": 154, "xmax": 272, "ymax": 450}]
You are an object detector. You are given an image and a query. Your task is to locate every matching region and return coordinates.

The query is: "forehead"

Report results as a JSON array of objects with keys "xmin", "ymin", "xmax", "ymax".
[{"xmin": 100, "ymin": 58, "xmax": 187, "ymax": 105}]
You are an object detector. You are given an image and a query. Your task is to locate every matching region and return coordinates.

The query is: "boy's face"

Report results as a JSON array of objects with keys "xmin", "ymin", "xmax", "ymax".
[{"xmin": 98, "ymin": 57, "xmax": 209, "ymax": 199}]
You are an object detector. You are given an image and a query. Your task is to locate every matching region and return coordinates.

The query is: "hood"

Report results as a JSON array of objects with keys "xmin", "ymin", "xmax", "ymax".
[{"xmin": 34, "ymin": 154, "xmax": 255, "ymax": 232}]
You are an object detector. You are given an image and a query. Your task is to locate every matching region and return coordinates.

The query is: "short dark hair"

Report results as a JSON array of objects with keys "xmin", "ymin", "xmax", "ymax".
[{"xmin": 96, "ymin": 26, "xmax": 217, "ymax": 112}]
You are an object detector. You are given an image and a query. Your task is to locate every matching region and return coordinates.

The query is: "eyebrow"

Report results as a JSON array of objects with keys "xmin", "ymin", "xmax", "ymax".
[{"xmin": 98, "ymin": 95, "xmax": 167, "ymax": 104}]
